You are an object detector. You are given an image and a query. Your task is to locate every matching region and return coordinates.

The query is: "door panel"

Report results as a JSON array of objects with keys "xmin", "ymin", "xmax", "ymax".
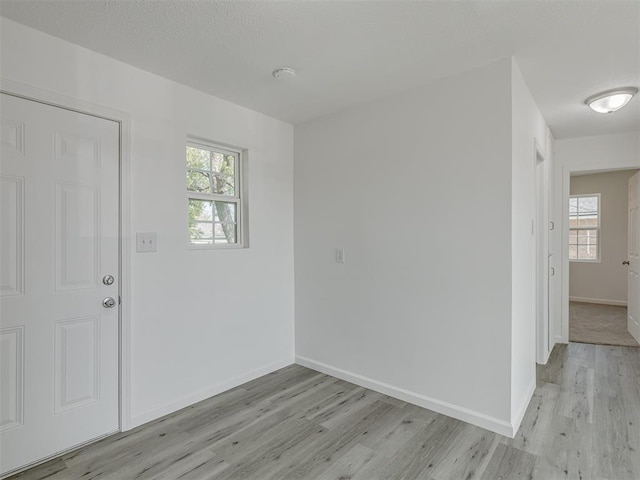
[
  {"xmin": 629, "ymin": 171, "xmax": 640, "ymax": 343},
  {"xmin": 54, "ymin": 316, "xmax": 100, "ymax": 414},
  {"xmin": 0, "ymin": 326, "xmax": 23, "ymax": 432},
  {"xmin": 55, "ymin": 182, "xmax": 99, "ymax": 290},
  {"xmin": 0, "ymin": 175, "xmax": 23, "ymax": 296},
  {"xmin": 0, "ymin": 93, "xmax": 119, "ymax": 475}
]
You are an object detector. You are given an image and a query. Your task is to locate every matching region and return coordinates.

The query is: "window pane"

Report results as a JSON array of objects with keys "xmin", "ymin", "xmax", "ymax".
[
  {"xmin": 189, "ymin": 199, "xmax": 213, "ymax": 222},
  {"xmin": 214, "ymin": 201, "xmax": 236, "ymax": 223},
  {"xmin": 186, "ymin": 146, "xmax": 210, "ymax": 170},
  {"xmin": 187, "ymin": 170, "xmax": 211, "ymax": 193},
  {"xmin": 212, "ymin": 201, "xmax": 237, "ymax": 244},
  {"xmin": 212, "ymin": 154, "xmax": 236, "ymax": 196},
  {"xmin": 578, "ymin": 245, "xmax": 597, "ymax": 260},
  {"xmin": 569, "ymin": 230, "xmax": 578, "ymax": 244},
  {"xmin": 577, "ymin": 230, "xmax": 598, "ymax": 245},
  {"xmin": 211, "ymin": 153, "xmax": 235, "ymax": 175},
  {"xmin": 214, "ymin": 223, "xmax": 237, "ymax": 244},
  {"xmin": 569, "ymin": 198, "xmax": 578, "ymax": 215},
  {"xmin": 211, "ymin": 173, "xmax": 235, "ymax": 195},
  {"xmin": 577, "ymin": 196, "xmax": 598, "ymax": 216},
  {"xmin": 189, "ymin": 222, "xmax": 213, "ymax": 244},
  {"xmin": 569, "ymin": 245, "xmax": 577, "ymax": 259},
  {"xmin": 577, "ymin": 216, "xmax": 597, "ymax": 228}
]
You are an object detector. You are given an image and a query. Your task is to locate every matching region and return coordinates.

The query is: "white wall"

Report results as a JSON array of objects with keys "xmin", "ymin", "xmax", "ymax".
[
  {"xmin": 0, "ymin": 18, "xmax": 295, "ymax": 427},
  {"xmin": 553, "ymin": 132, "xmax": 640, "ymax": 342},
  {"xmin": 510, "ymin": 62, "xmax": 553, "ymax": 425},
  {"xmin": 294, "ymin": 59, "xmax": 531, "ymax": 435},
  {"xmin": 2, "ymin": 17, "xmax": 554, "ymax": 438},
  {"xmin": 569, "ymin": 169, "xmax": 639, "ymax": 305}
]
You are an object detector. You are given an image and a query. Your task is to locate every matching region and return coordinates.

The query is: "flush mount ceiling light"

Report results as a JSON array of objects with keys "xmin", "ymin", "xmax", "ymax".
[
  {"xmin": 585, "ymin": 87, "xmax": 638, "ymax": 113},
  {"xmin": 272, "ymin": 67, "xmax": 296, "ymax": 80}
]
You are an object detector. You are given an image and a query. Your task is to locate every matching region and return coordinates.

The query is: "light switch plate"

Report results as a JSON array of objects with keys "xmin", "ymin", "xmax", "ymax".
[
  {"xmin": 335, "ymin": 247, "xmax": 345, "ymax": 263},
  {"xmin": 136, "ymin": 232, "xmax": 157, "ymax": 252}
]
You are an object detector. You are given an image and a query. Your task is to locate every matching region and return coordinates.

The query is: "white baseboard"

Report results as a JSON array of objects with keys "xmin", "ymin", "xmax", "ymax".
[
  {"xmin": 555, "ymin": 335, "xmax": 568, "ymax": 344},
  {"xmin": 537, "ymin": 342, "xmax": 554, "ymax": 365},
  {"xmin": 295, "ymin": 355, "xmax": 516, "ymax": 438},
  {"xmin": 511, "ymin": 381, "xmax": 536, "ymax": 437},
  {"xmin": 569, "ymin": 296, "xmax": 627, "ymax": 307},
  {"xmin": 130, "ymin": 357, "xmax": 294, "ymax": 428}
]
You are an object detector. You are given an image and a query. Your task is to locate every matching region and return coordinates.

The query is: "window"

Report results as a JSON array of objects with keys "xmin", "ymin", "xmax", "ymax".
[
  {"xmin": 186, "ymin": 140, "xmax": 244, "ymax": 247},
  {"xmin": 569, "ymin": 194, "xmax": 600, "ymax": 261}
]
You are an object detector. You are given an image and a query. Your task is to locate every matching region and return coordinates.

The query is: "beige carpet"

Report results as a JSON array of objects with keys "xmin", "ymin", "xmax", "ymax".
[{"xmin": 569, "ymin": 301, "xmax": 639, "ymax": 347}]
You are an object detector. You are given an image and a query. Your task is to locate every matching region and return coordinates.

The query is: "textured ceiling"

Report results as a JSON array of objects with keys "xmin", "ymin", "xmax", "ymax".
[{"xmin": 1, "ymin": 0, "xmax": 638, "ymax": 138}]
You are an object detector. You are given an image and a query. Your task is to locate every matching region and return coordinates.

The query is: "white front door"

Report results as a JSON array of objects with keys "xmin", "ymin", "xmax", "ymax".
[
  {"xmin": 0, "ymin": 93, "xmax": 120, "ymax": 475},
  {"xmin": 628, "ymin": 171, "xmax": 640, "ymax": 344}
]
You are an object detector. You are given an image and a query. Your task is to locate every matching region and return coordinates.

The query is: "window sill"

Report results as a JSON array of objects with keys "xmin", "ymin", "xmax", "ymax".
[{"xmin": 188, "ymin": 243, "xmax": 247, "ymax": 251}]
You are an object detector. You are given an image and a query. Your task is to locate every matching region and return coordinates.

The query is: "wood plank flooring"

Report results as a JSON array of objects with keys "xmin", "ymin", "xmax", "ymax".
[{"xmin": 9, "ymin": 342, "xmax": 640, "ymax": 480}]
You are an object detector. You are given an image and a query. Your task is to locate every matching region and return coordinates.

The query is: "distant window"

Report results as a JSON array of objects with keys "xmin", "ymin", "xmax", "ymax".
[
  {"xmin": 569, "ymin": 194, "xmax": 600, "ymax": 261},
  {"xmin": 186, "ymin": 140, "xmax": 244, "ymax": 248}
]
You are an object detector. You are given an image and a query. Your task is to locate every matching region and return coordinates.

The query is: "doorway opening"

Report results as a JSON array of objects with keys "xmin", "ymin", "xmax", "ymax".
[{"xmin": 566, "ymin": 168, "xmax": 639, "ymax": 347}]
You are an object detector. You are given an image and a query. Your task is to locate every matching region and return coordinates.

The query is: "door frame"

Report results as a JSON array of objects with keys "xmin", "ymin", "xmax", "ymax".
[
  {"xmin": 534, "ymin": 142, "xmax": 551, "ymax": 364},
  {"xmin": 557, "ymin": 160, "xmax": 640, "ymax": 343},
  {"xmin": 1, "ymin": 77, "xmax": 133, "ymax": 431}
]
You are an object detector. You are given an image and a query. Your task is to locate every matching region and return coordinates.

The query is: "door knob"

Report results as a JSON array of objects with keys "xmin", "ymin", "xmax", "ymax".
[
  {"xmin": 103, "ymin": 275, "xmax": 115, "ymax": 286},
  {"xmin": 102, "ymin": 297, "xmax": 117, "ymax": 308},
  {"xmin": 623, "ymin": 260, "xmax": 630, "ymax": 266}
]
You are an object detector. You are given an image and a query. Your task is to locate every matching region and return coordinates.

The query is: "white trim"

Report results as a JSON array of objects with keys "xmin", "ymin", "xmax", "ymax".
[
  {"xmin": 534, "ymin": 140, "xmax": 551, "ymax": 365},
  {"xmin": 0, "ymin": 77, "xmax": 133, "ymax": 431},
  {"xmin": 295, "ymin": 355, "xmax": 516, "ymax": 438},
  {"xmin": 561, "ymin": 165, "xmax": 571, "ymax": 343},
  {"xmin": 131, "ymin": 357, "xmax": 294, "ymax": 428},
  {"xmin": 569, "ymin": 296, "xmax": 627, "ymax": 307},
  {"xmin": 511, "ymin": 380, "xmax": 536, "ymax": 435}
]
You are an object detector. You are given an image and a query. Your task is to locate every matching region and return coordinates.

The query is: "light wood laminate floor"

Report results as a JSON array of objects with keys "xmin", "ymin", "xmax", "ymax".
[{"xmin": 9, "ymin": 343, "xmax": 640, "ymax": 480}]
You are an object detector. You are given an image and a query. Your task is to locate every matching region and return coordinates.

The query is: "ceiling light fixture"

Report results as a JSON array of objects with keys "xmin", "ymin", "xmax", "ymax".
[
  {"xmin": 585, "ymin": 87, "xmax": 638, "ymax": 114},
  {"xmin": 272, "ymin": 67, "xmax": 296, "ymax": 80}
]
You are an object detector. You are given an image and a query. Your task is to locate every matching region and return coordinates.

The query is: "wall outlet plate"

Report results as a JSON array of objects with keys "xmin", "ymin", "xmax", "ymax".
[{"xmin": 136, "ymin": 232, "xmax": 157, "ymax": 252}]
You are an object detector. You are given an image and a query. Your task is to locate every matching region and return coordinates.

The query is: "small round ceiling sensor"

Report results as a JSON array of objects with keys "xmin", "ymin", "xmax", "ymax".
[{"xmin": 272, "ymin": 67, "xmax": 296, "ymax": 79}]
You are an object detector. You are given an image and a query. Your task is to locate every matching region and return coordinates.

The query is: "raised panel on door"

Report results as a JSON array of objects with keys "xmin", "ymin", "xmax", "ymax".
[
  {"xmin": 55, "ymin": 182, "xmax": 99, "ymax": 291},
  {"xmin": 0, "ymin": 176, "xmax": 24, "ymax": 296},
  {"xmin": 55, "ymin": 316, "xmax": 100, "ymax": 414},
  {"xmin": 0, "ymin": 119, "xmax": 24, "ymax": 155},
  {"xmin": 0, "ymin": 326, "xmax": 24, "ymax": 432},
  {"xmin": 0, "ymin": 93, "xmax": 120, "ymax": 476}
]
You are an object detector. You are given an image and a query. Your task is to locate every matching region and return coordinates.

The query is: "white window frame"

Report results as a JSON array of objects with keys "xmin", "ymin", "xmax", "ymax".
[
  {"xmin": 569, "ymin": 193, "xmax": 600, "ymax": 263},
  {"xmin": 186, "ymin": 138, "xmax": 246, "ymax": 249}
]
